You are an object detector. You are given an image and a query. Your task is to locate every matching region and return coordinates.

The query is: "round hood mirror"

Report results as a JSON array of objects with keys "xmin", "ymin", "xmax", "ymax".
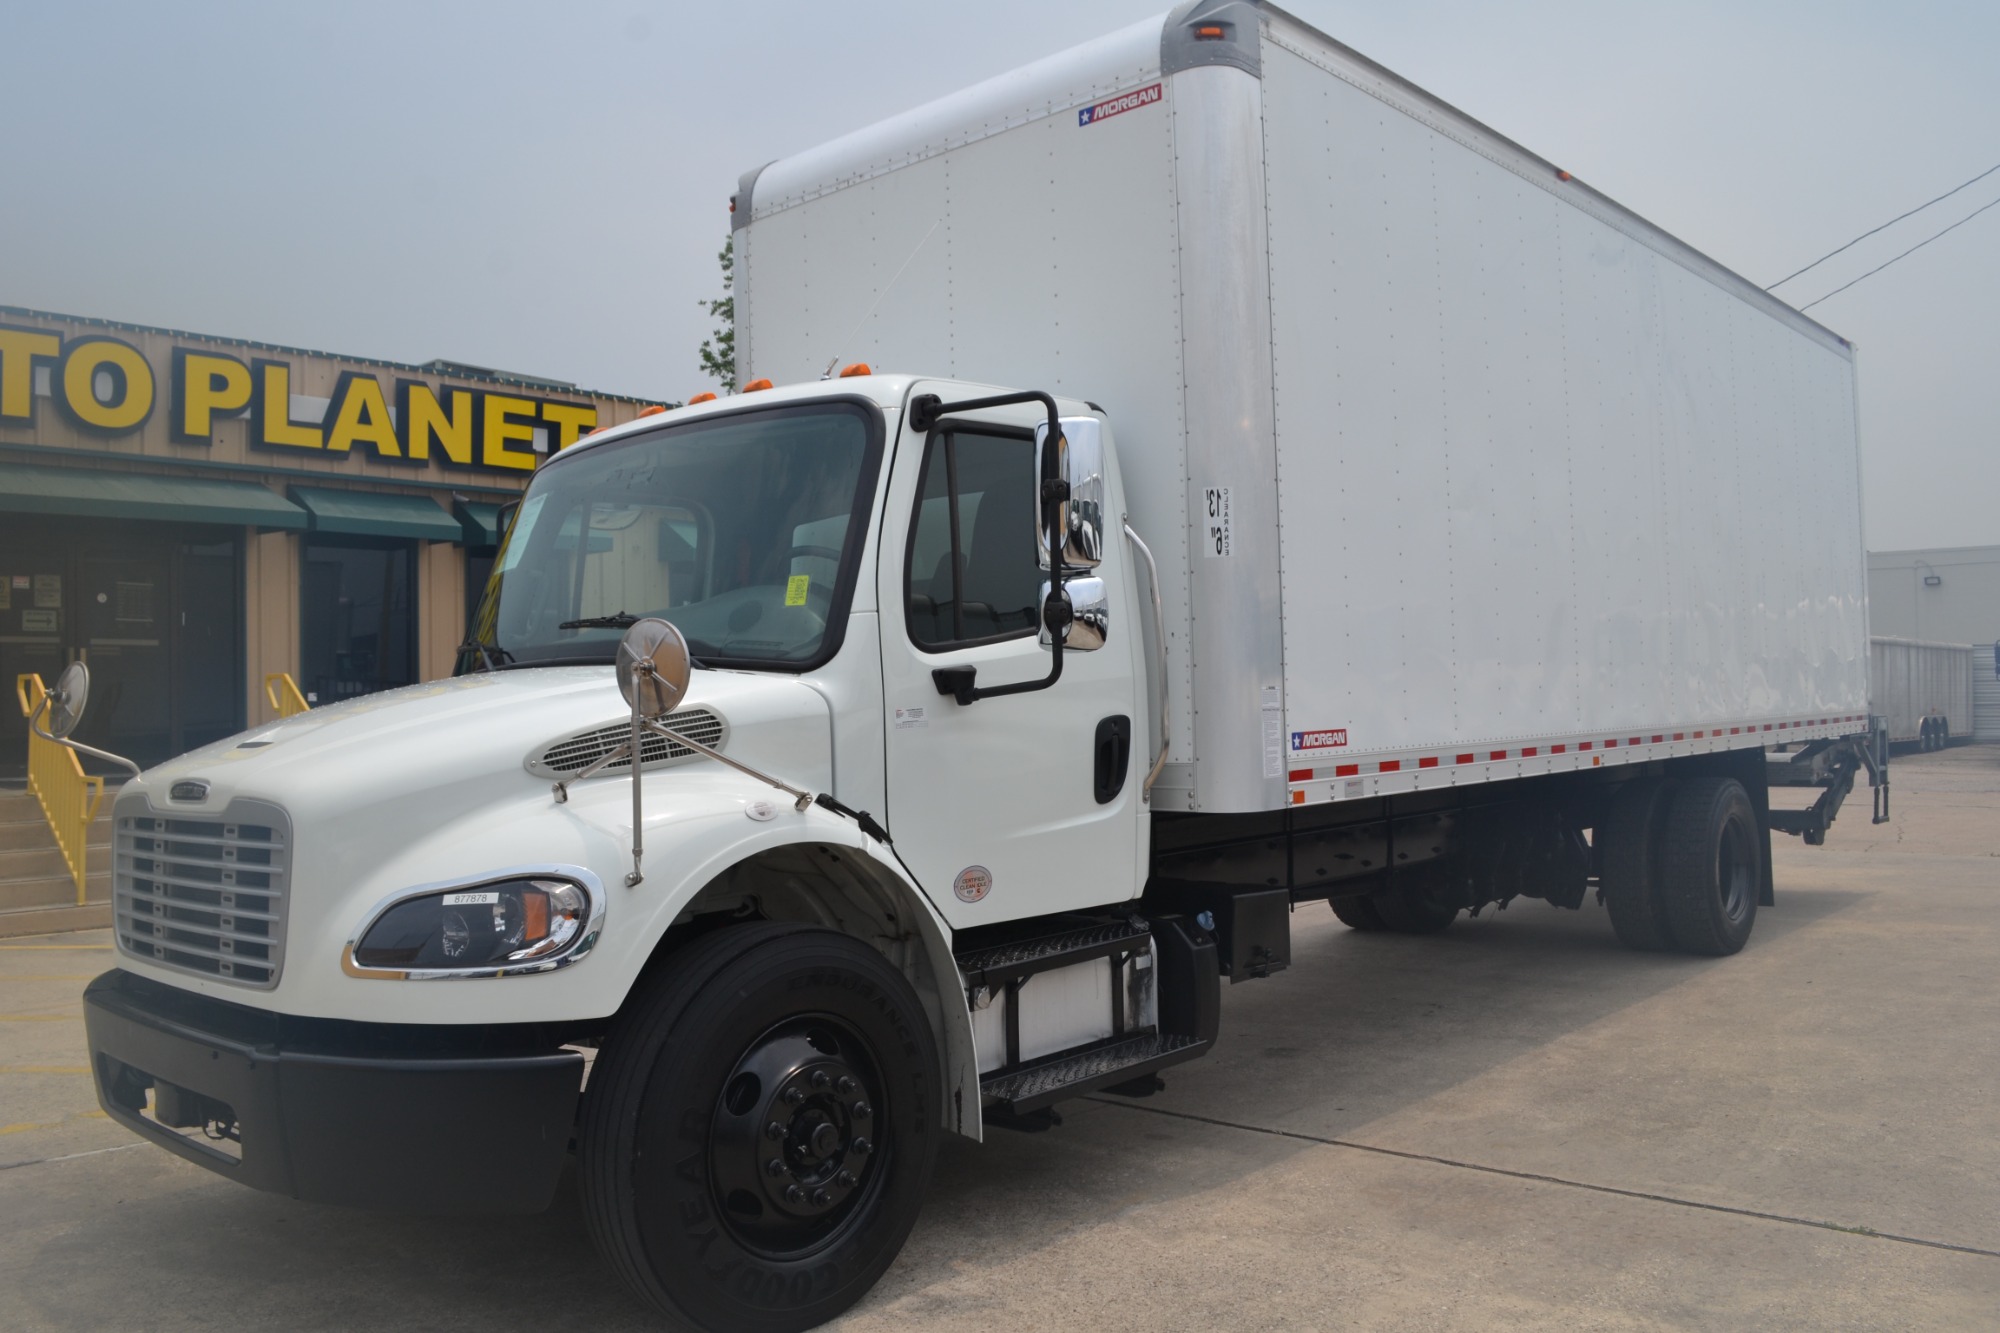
[
  {"xmin": 616, "ymin": 618, "xmax": 691, "ymax": 718},
  {"xmin": 46, "ymin": 661, "xmax": 90, "ymax": 739}
]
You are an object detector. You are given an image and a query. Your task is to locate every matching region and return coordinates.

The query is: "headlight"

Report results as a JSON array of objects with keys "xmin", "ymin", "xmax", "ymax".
[{"xmin": 350, "ymin": 874, "xmax": 598, "ymax": 976}]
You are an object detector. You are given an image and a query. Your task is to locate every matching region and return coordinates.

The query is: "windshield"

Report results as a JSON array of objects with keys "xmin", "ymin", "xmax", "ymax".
[{"xmin": 464, "ymin": 401, "xmax": 882, "ymax": 671}]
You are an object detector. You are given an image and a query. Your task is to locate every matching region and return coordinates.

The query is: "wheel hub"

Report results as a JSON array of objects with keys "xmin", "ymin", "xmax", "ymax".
[{"xmin": 708, "ymin": 1019, "xmax": 882, "ymax": 1253}]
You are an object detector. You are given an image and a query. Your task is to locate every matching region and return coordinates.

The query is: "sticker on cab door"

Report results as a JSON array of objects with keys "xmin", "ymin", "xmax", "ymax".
[
  {"xmin": 953, "ymin": 865, "xmax": 992, "ymax": 904},
  {"xmin": 1077, "ymin": 82, "xmax": 1161, "ymax": 127}
]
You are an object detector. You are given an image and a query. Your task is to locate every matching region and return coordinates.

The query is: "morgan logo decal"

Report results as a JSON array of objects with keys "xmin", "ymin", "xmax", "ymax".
[
  {"xmin": 1292, "ymin": 728, "xmax": 1349, "ymax": 751},
  {"xmin": 953, "ymin": 865, "xmax": 992, "ymax": 904},
  {"xmin": 1078, "ymin": 82, "xmax": 1161, "ymax": 127}
]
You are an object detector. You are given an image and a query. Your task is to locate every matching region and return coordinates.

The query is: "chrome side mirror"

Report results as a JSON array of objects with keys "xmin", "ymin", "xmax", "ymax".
[
  {"xmin": 1035, "ymin": 416, "xmax": 1105, "ymax": 571},
  {"xmin": 615, "ymin": 618, "xmax": 691, "ymax": 718},
  {"xmin": 1040, "ymin": 577, "xmax": 1108, "ymax": 651},
  {"xmin": 46, "ymin": 661, "xmax": 90, "ymax": 739}
]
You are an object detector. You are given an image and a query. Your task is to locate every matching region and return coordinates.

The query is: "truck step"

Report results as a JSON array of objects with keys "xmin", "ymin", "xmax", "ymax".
[
  {"xmin": 956, "ymin": 915, "xmax": 1150, "ymax": 991},
  {"xmin": 981, "ymin": 1031, "xmax": 1207, "ymax": 1116}
]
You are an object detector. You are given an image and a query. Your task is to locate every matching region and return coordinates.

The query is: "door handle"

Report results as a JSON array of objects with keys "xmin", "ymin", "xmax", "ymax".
[{"xmin": 1093, "ymin": 715, "xmax": 1132, "ymax": 805}]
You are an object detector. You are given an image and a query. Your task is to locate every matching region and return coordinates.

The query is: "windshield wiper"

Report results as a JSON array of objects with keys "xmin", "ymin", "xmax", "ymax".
[
  {"xmin": 458, "ymin": 639, "xmax": 515, "ymax": 672},
  {"xmin": 558, "ymin": 612, "xmax": 640, "ymax": 630}
]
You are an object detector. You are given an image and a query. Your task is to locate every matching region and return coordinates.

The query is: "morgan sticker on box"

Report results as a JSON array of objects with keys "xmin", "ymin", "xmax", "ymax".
[
  {"xmin": 1078, "ymin": 82, "xmax": 1161, "ymax": 127},
  {"xmin": 1292, "ymin": 728, "xmax": 1349, "ymax": 752}
]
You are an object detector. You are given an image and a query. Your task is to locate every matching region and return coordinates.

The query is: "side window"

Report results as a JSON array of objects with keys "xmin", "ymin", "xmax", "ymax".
[{"xmin": 906, "ymin": 429, "xmax": 1040, "ymax": 649}]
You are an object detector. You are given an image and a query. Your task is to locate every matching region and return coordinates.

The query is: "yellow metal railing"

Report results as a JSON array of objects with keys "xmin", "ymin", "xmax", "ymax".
[
  {"xmin": 264, "ymin": 672, "xmax": 311, "ymax": 718},
  {"xmin": 15, "ymin": 674, "xmax": 105, "ymax": 905}
]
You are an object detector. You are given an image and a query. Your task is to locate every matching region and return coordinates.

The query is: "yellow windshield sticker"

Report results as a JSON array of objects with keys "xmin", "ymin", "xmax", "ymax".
[{"xmin": 785, "ymin": 574, "xmax": 811, "ymax": 607}]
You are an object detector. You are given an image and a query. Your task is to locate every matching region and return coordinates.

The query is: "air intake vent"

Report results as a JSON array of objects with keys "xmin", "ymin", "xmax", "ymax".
[
  {"xmin": 527, "ymin": 707, "xmax": 728, "ymax": 779},
  {"xmin": 114, "ymin": 799, "xmax": 292, "ymax": 989}
]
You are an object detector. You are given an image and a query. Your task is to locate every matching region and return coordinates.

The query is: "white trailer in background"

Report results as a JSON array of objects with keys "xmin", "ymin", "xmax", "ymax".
[
  {"xmin": 1871, "ymin": 637, "xmax": 1974, "ymax": 748},
  {"xmin": 75, "ymin": 5, "xmax": 1888, "ymax": 1331}
]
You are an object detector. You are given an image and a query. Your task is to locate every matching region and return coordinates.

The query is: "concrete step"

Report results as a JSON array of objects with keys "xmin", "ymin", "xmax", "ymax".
[
  {"xmin": 0, "ymin": 869, "xmax": 111, "ymax": 914},
  {"xmin": 0, "ymin": 845, "xmax": 70, "ymax": 881},
  {"xmin": 0, "ymin": 901, "xmax": 112, "ymax": 939}
]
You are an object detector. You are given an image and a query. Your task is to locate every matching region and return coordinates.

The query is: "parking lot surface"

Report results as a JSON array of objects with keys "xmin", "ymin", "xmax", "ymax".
[{"xmin": 6, "ymin": 745, "xmax": 1998, "ymax": 1330}]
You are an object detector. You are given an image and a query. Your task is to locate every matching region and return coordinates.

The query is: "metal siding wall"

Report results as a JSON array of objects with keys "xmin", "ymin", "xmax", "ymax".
[{"xmin": 1260, "ymin": 37, "xmax": 1867, "ymax": 767}]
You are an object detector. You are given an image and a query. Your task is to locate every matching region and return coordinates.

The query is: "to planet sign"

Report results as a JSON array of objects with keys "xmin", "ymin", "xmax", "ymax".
[{"xmin": 0, "ymin": 324, "xmax": 599, "ymax": 476}]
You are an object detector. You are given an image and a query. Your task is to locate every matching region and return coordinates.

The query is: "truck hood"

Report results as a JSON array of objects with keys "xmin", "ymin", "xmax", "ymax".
[{"xmin": 125, "ymin": 666, "xmax": 834, "ymax": 824}]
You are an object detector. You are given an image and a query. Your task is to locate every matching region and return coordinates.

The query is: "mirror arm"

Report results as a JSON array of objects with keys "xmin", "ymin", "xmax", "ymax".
[
  {"xmin": 28, "ymin": 695, "xmax": 141, "ymax": 779},
  {"xmin": 910, "ymin": 389, "xmax": 1070, "ymax": 707}
]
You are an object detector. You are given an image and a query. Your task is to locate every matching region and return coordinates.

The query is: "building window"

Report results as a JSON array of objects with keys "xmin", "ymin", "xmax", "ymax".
[{"xmin": 301, "ymin": 536, "xmax": 416, "ymax": 703}]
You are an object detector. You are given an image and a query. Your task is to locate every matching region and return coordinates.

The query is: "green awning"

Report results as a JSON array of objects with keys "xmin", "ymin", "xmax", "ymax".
[
  {"xmin": 454, "ymin": 500, "xmax": 504, "ymax": 547},
  {"xmin": 0, "ymin": 461, "xmax": 307, "ymax": 529},
  {"xmin": 289, "ymin": 486, "xmax": 463, "ymax": 542}
]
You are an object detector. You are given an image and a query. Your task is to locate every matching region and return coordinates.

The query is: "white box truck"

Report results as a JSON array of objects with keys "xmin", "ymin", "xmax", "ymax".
[{"xmin": 73, "ymin": 5, "xmax": 1886, "ymax": 1330}]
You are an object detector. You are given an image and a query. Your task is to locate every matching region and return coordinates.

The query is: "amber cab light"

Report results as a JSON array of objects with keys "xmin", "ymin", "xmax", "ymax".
[
  {"xmin": 838, "ymin": 363, "xmax": 872, "ymax": 378},
  {"xmin": 688, "ymin": 392, "xmax": 717, "ymax": 404},
  {"xmin": 742, "ymin": 378, "xmax": 774, "ymax": 393},
  {"xmin": 638, "ymin": 404, "xmax": 668, "ymax": 417}
]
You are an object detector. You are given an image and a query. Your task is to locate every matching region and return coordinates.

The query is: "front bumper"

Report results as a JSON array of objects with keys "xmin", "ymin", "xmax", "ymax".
[{"xmin": 83, "ymin": 970, "xmax": 584, "ymax": 1214}]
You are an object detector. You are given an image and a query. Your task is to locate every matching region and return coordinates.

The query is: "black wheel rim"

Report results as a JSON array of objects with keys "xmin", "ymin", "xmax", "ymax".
[
  {"xmin": 706, "ymin": 1014, "xmax": 887, "ymax": 1259},
  {"xmin": 1717, "ymin": 819, "xmax": 1754, "ymax": 924}
]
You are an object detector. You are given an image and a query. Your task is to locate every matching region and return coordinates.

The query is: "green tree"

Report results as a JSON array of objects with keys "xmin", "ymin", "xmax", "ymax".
[{"xmin": 698, "ymin": 236, "xmax": 735, "ymax": 393}]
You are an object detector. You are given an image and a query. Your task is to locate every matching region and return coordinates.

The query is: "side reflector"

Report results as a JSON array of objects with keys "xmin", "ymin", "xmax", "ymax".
[
  {"xmin": 838, "ymin": 363, "xmax": 872, "ymax": 378},
  {"xmin": 688, "ymin": 392, "xmax": 717, "ymax": 404},
  {"xmin": 742, "ymin": 378, "xmax": 774, "ymax": 393}
]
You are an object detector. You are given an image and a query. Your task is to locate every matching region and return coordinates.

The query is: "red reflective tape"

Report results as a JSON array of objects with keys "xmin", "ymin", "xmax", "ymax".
[
  {"xmin": 1490, "ymin": 750, "xmax": 1507, "ymax": 761},
  {"xmin": 1379, "ymin": 760, "xmax": 1401, "ymax": 773},
  {"xmin": 1604, "ymin": 739, "xmax": 1617, "ymax": 748},
  {"xmin": 1551, "ymin": 744, "xmax": 1567, "ymax": 754},
  {"xmin": 1522, "ymin": 747, "xmax": 1539, "ymax": 757},
  {"xmin": 1763, "ymin": 723, "xmax": 1772, "ymax": 731},
  {"xmin": 1694, "ymin": 731, "xmax": 1705, "ymax": 739},
  {"xmin": 1673, "ymin": 733, "xmax": 1685, "ymax": 741},
  {"xmin": 1335, "ymin": 763, "xmax": 1359, "ymax": 777},
  {"xmin": 1631, "ymin": 737, "xmax": 1643, "ymax": 745},
  {"xmin": 1579, "ymin": 741, "xmax": 1592, "ymax": 750},
  {"xmin": 1731, "ymin": 727, "xmax": 1741, "ymax": 735},
  {"xmin": 1288, "ymin": 769, "xmax": 1314, "ymax": 782},
  {"xmin": 1456, "ymin": 753, "xmax": 1475, "ymax": 764},
  {"xmin": 1418, "ymin": 756, "xmax": 1439, "ymax": 769}
]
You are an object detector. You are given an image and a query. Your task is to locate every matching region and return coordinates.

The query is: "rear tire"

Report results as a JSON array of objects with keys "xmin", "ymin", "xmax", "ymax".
[
  {"xmin": 1599, "ymin": 779, "xmax": 1679, "ymax": 952},
  {"xmin": 1330, "ymin": 896, "xmax": 1387, "ymax": 931},
  {"xmin": 1657, "ymin": 776, "xmax": 1762, "ymax": 956},
  {"xmin": 580, "ymin": 922, "xmax": 940, "ymax": 1333},
  {"xmin": 1372, "ymin": 885, "xmax": 1457, "ymax": 934}
]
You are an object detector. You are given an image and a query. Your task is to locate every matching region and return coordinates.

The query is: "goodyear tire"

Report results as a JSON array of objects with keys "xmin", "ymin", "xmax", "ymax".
[
  {"xmin": 1657, "ymin": 777, "xmax": 1762, "ymax": 957},
  {"xmin": 580, "ymin": 922, "xmax": 940, "ymax": 1333},
  {"xmin": 1599, "ymin": 779, "xmax": 1679, "ymax": 952},
  {"xmin": 1330, "ymin": 896, "xmax": 1387, "ymax": 931}
]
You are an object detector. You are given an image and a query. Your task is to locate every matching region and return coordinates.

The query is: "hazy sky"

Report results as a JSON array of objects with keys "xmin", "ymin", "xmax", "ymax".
[{"xmin": 4, "ymin": 1, "xmax": 1993, "ymax": 551}]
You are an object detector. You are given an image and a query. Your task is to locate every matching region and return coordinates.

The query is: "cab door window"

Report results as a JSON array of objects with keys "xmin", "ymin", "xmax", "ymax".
[{"xmin": 905, "ymin": 429, "xmax": 1040, "ymax": 649}]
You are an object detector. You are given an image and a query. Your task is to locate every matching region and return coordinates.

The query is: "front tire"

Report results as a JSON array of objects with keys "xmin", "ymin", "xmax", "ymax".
[
  {"xmin": 1657, "ymin": 777, "xmax": 1762, "ymax": 956},
  {"xmin": 580, "ymin": 922, "xmax": 940, "ymax": 1333}
]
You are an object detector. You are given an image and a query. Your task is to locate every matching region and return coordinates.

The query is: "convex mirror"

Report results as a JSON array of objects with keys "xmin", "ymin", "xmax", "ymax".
[
  {"xmin": 616, "ymin": 619, "xmax": 692, "ymax": 717},
  {"xmin": 1040, "ymin": 577, "xmax": 1108, "ymax": 651},
  {"xmin": 1034, "ymin": 416, "xmax": 1105, "ymax": 571},
  {"xmin": 46, "ymin": 662, "xmax": 90, "ymax": 739}
]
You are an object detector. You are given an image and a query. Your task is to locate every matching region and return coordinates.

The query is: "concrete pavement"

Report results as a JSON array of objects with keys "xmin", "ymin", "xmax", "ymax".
[{"xmin": 4, "ymin": 746, "xmax": 1997, "ymax": 1330}]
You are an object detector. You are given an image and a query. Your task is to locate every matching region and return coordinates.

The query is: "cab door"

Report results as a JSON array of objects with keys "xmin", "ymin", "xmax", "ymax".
[{"xmin": 876, "ymin": 387, "xmax": 1144, "ymax": 928}]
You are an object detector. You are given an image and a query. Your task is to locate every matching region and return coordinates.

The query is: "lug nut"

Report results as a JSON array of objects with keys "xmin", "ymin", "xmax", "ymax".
[
  {"xmin": 765, "ymin": 1120, "xmax": 786, "ymax": 1141},
  {"xmin": 837, "ymin": 1170, "xmax": 856, "ymax": 1188},
  {"xmin": 836, "ymin": 1075, "xmax": 857, "ymax": 1095},
  {"xmin": 852, "ymin": 1100, "xmax": 871, "ymax": 1120},
  {"xmin": 765, "ymin": 1157, "xmax": 786, "ymax": 1177},
  {"xmin": 853, "ymin": 1136, "xmax": 873, "ymax": 1156},
  {"xmin": 810, "ymin": 1069, "xmax": 831, "ymax": 1090},
  {"xmin": 812, "ymin": 1188, "xmax": 830, "ymax": 1207},
  {"xmin": 785, "ymin": 1184, "xmax": 805, "ymax": 1204},
  {"xmin": 783, "ymin": 1087, "xmax": 805, "ymax": 1105}
]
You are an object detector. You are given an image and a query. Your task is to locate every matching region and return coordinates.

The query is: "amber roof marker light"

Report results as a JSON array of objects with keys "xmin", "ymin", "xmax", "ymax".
[
  {"xmin": 741, "ymin": 378, "xmax": 774, "ymax": 393},
  {"xmin": 1195, "ymin": 24, "xmax": 1227, "ymax": 39},
  {"xmin": 687, "ymin": 391, "xmax": 718, "ymax": 405},
  {"xmin": 838, "ymin": 363, "xmax": 872, "ymax": 378}
]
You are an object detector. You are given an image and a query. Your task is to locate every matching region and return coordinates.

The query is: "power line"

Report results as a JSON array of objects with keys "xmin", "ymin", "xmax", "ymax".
[
  {"xmin": 1797, "ymin": 192, "xmax": 2000, "ymax": 312},
  {"xmin": 1767, "ymin": 159, "xmax": 2000, "ymax": 290}
]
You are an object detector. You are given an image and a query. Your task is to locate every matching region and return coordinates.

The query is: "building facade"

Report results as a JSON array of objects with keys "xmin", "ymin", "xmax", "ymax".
[
  {"xmin": 1867, "ymin": 545, "xmax": 2000, "ymax": 740},
  {"xmin": 1, "ymin": 307, "xmax": 655, "ymax": 775}
]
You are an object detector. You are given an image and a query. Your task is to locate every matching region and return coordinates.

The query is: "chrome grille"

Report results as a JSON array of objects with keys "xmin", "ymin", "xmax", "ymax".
[
  {"xmin": 114, "ymin": 799, "xmax": 291, "ymax": 989},
  {"xmin": 527, "ymin": 708, "xmax": 728, "ymax": 778}
]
